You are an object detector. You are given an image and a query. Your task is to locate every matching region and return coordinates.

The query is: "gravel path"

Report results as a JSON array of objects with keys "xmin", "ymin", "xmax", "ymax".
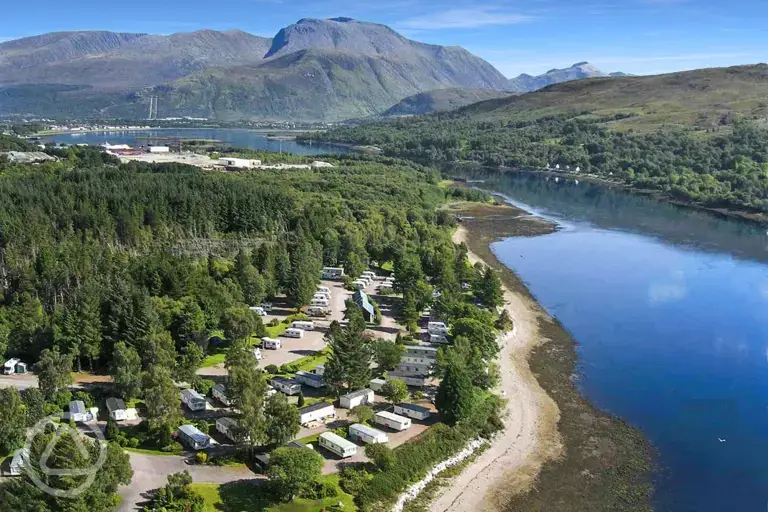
[{"xmin": 427, "ymin": 227, "xmax": 562, "ymax": 512}]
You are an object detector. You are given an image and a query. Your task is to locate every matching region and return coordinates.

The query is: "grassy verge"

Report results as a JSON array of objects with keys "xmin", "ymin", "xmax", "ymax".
[
  {"xmin": 124, "ymin": 446, "xmax": 183, "ymax": 457},
  {"xmin": 264, "ymin": 323, "xmax": 288, "ymax": 338},
  {"xmin": 455, "ymin": 203, "xmax": 654, "ymax": 512}
]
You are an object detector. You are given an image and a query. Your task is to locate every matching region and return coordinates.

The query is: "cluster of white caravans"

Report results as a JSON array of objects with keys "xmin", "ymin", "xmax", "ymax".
[
  {"xmin": 352, "ymin": 270, "xmax": 379, "ymax": 290},
  {"xmin": 309, "ymin": 285, "xmax": 332, "ymax": 316}
]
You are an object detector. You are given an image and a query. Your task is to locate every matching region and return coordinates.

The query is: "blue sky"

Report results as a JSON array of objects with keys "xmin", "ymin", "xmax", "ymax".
[{"xmin": 0, "ymin": 0, "xmax": 765, "ymax": 77}]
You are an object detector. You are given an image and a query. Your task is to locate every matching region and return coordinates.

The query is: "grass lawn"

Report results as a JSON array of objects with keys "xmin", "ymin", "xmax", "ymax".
[
  {"xmin": 263, "ymin": 323, "xmax": 288, "ymax": 338},
  {"xmin": 379, "ymin": 260, "xmax": 394, "ymax": 272},
  {"xmin": 190, "ymin": 475, "xmax": 355, "ymax": 512},
  {"xmin": 291, "ymin": 350, "xmax": 329, "ymax": 373},
  {"xmin": 201, "ymin": 349, "xmax": 227, "ymax": 368},
  {"xmin": 437, "ymin": 179, "xmax": 454, "ymax": 189},
  {"xmin": 296, "ymin": 433, "xmax": 320, "ymax": 445},
  {"xmin": 124, "ymin": 446, "xmax": 182, "ymax": 457}
]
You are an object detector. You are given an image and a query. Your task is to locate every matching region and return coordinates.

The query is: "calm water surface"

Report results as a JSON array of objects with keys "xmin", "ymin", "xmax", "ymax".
[
  {"xmin": 470, "ymin": 171, "xmax": 768, "ymax": 512},
  {"xmin": 44, "ymin": 128, "xmax": 349, "ymax": 155}
]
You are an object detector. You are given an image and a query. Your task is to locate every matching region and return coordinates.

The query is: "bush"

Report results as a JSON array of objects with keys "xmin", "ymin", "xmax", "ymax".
[
  {"xmin": 297, "ymin": 393, "xmax": 305, "ymax": 407},
  {"xmin": 195, "ymin": 452, "xmax": 209, "ymax": 464},
  {"xmin": 73, "ymin": 390, "xmax": 94, "ymax": 408},
  {"xmin": 340, "ymin": 466, "xmax": 372, "ymax": 495},
  {"xmin": 280, "ymin": 364, "xmax": 297, "ymax": 374},
  {"xmin": 128, "ymin": 438, "xmax": 140, "ymax": 448},
  {"xmin": 193, "ymin": 378, "xmax": 215, "ymax": 396},
  {"xmin": 265, "ymin": 364, "xmax": 279, "ymax": 375},
  {"xmin": 332, "ymin": 426, "xmax": 348, "ymax": 438},
  {"xmin": 161, "ymin": 442, "xmax": 184, "ymax": 454},
  {"xmin": 300, "ymin": 479, "xmax": 339, "ymax": 500},
  {"xmin": 268, "ymin": 318, "xmax": 280, "ymax": 327},
  {"xmin": 412, "ymin": 391, "xmax": 424, "ymax": 400},
  {"xmin": 105, "ymin": 417, "xmax": 120, "ymax": 440}
]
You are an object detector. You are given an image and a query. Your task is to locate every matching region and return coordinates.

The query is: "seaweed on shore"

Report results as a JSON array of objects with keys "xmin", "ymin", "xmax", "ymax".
[{"xmin": 454, "ymin": 202, "xmax": 655, "ymax": 512}]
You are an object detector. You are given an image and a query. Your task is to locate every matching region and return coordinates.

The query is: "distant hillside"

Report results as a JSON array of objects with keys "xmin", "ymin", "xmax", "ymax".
[
  {"xmin": 507, "ymin": 62, "xmax": 627, "ymax": 93},
  {"xmin": 466, "ymin": 64, "xmax": 768, "ymax": 131},
  {"xmin": 0, "ymin": 18, "xmax": 511, "ymax": 121},
  {"xmin": 383, "ymin": 88, "xmax": 511, "ymax": 116}
]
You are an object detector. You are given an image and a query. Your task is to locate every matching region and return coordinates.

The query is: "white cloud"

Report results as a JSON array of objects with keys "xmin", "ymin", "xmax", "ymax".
[{"xmin": 399, "ymin": 7, "xmax": 532, "ymax": 30}]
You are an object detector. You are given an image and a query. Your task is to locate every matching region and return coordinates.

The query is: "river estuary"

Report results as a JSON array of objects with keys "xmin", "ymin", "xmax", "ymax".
[{"xmin": 467, "ymin": 170, "xmax": 768, "ymax": 511}]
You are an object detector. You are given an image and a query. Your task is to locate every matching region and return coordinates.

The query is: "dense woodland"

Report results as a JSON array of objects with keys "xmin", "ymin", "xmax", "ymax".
[
  {"xmin": 0, "ymin": 139, "xmax": 513, "ymax": 511},
  {"xmin": 315, "ymin": 114, "xmax": 768, "ymax": 213}
]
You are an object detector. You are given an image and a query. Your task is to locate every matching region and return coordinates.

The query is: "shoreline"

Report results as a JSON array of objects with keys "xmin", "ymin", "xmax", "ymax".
[
  {"xmin": 425, "ymin": 224, "xmax": 562, "ymax": 511},
  {"xmin": 426, "ymin": 203, "xmax": 654, "ymax": 511}
]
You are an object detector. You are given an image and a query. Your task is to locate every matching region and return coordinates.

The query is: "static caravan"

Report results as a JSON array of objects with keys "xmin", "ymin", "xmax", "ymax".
[
  {"xmin": 2, "ymin": 358, "xmax": 19, "ymax": 375},
  {"xmin": 216, "ymin": 417, "xmax": 242, "ymax": 442},
  {"xmin": 394, "ymin": 402, "xmax": 432, "ymax": 421},
  {"xmin": 271, "ymin": 377, "xmax": 301, "ymax": 395},
  {"xmin": 369, "ymin": 378, "xmax": 386, "ymax": 392},
  {"xmin": 295, "ymin": 370, "xmax": 325, "ymax": 388},
  {"xmin": 387, "ymin": 371, "xmax": 429, "ymax": 388},
  {"xmin": 67, "ymin": 400, "xmax": 97, "ymax": 423},
  {"xmin": 106, "ymin": 397, "xmax": 136, "ymax": 421},
  {"xmin": 8, "ymin": 449, "xmax": 25, "ymax": 476},
  {"xmin": 181, "ymin": 389, "xmax": 207, "ymax": 411},
  {"xmin": 374, "ymin": 410, "xmax": 412, "ymax": 431},
  {"xmin": 349, "ymin": 423, "xmax": 388, "ymax": 445},
  {"xmin": 427, "ymin": 322, "xmax": 448, "ymax": 335},
  {"xmin": 307, "ymin": 306, "xmax": 327, "ymax": 317},
  {"xmin": 262, "ymin": 337, "xmax": 282, "ymax": 350},
  {"xmin": 177, "ymin": 424, "xmax": 211, "ymax": 451},
  {"xmin": 310, "ymin": 297, "xmax": 330, "ymax": 308},
  {"xmin": 395, "ymin": 362, "xmax": 433, "ymax": 376},
  {"xmin": 283, "ymin": 328, "xmax": 305, "ymax": 339},
  {"xmin": 318, "ymin": 432, "xmax": 357, "ymax": 458},
  {"xmin": 298, "ymin": 402, "xmax": 336, "ymax": 426},
  {"xmin": 339, "ymin": 388, "xmax": 374, "ymax": 409},
  {"xmin": 403, "ymin": 345, "xmax": 438, "ymax": 364},
  {"xmin": 429, "ymin": 334, "xmax": 449, "ymax": 344},
  {"xmin": 321, "ymin": 267, "xmax": 345, "ymax": 279},
  {"xmin": 212, "ymin": 384, "xmax": 231, "ymax": 406},
  {"xmin": 291, "ymin": 321, "xmax": 315, "ymax": 331}
]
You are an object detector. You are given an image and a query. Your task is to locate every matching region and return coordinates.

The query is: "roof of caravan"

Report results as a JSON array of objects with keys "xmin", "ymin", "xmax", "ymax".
[
  {"xmin": 396, "ymin": 402, "xmax": 432, "ymax": 414},
  {"xmin": 319, "ymin": 431, "xmax": 357, "ymax": 450},
  {"xmin": 349, "ymin": 423, "xmax": 387, "ymax": 438},
  {"xmin": 341, "ymin": 388, "xmax": 373, "ymax": 400}
]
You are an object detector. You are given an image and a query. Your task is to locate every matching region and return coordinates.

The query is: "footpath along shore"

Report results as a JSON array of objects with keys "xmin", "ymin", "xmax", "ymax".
[{"xmin": 426, "ymin": 226, "xmax": 562, "ymax": 512}]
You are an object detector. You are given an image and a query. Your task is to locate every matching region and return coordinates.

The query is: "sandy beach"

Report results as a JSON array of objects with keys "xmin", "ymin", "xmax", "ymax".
[{"xmin": 427, "ymin": 226, "xmax": 562, "ymax": 512}]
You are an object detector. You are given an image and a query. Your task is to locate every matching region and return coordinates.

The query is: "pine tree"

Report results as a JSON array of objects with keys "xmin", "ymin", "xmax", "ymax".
[
  {"xmin": 324, "ymin": 308, "xmax": 372, "ymax": 395},
  {"xmin": 111, "ymin": 341, "xmax": 142, "ymax": 400},
  {"xmin": 225, "ymin": 339, "xmax": 268, "ymax": 448}
]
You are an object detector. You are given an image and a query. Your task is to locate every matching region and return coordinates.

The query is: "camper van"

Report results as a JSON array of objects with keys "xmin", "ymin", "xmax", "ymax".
[
  {"xmin": 307, "ymin": 306, "xmax": 327, "ymax": 317},
  {"xmin": 248, "ymin": 306, "xmax": 267, "ymax": 316},
  {"xmin": 321, "ymin": 267, "xmax": 344, "ymax": 279},
  {"xmin": 291, "ymin": 321, "xmax": 315, "ymax": 331},
  {"xmin": 283, "ymin": 328, "xmax": 305, "ymax": 339},
  {"xmin": 311, "ymin": 297, "xmax": 330, "ymax": 308},
  {"xmin": 314, "ymin": 290, "xmax": 331, "ymax": 299},
  {"xmin": 317, "ymin": 286, "xmax": 331, "ymax": 294},
  {"xmin": 262, "ymin": 337, "xmax": 281, "ymax": 350},
  {"xmin": 318, "ymin": 432, "xmax": 357, "ymax": 458}
]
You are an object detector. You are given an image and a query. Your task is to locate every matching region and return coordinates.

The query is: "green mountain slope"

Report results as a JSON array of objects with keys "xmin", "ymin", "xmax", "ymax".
[{"xmin": 383, "ymin": 88, "xmax": 511, "ymax": 116}]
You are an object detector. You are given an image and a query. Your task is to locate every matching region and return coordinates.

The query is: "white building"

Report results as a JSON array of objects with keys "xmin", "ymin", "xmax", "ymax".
[
  {"xmin": 339, "ymin": 388, "xmax": 374, "ymax": 409},
  {"xmin": 216, "ymin": 417, "xmax": 242, "ymax": 443},
  {"xmin": 318, "ymin": 432, "xmax": 357, "ymax": 458},
  {"xmin": 374, "ymin": 410, "xmax": 412, "ymax": 431},
  {"xmin": 271, "ymin": 377, "xmax": 301, "ymax": 395},
  {"xmin": 106, "ymin": 397, "xmax": 138, "ymax": 421},
  {"xmin": 67, "ymin": 401, "xmax": 97, "ymax": 423},
  {"xmin": 148, "ymin": 146, "xmax": 170, "ymax": 153},
  {"xmin": 349, "ymin": 423, "xmax": 388, "ymax": 445},
  {"xmin": 394, "ymin": 402, "xmax": 432, "ymax": 421},
  {"xmin": 298, "ymin": 402, "xmax": 336, "ymax": 426},
  {"xmin": 212, "ymin": 384, "xmax": 231, "ymax": 406},
  {"xmin": 369, "ymin": 378, "xmax": 386, "ymax": 392},
  {"xmin": 177, "ymin": 424, "xmax": 211, "ymax": 451},
  {"xmin": 217, "ymin": 157, "xmax": 261, "ymax": 169},
  {"xmin": 181, "ymin": 389, "xmax": 206, "ymax": 411},
  {"xmin": 295, "ymin": 370, "xmax": 325, "ymax": 389}
]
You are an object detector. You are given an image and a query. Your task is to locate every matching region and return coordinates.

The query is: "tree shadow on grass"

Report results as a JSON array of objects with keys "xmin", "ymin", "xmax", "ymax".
[{"xmin": 217, "ymin": 479, "xmax": 272, "ymax": 511}]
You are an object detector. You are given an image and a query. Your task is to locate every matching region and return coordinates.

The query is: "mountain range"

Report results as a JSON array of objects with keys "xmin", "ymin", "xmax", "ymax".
[
  {"xmin": 0, "ymin": 18, "xmax": 627, "ymax": 121},
  {"xmin": 507, "ymin": 62, "xmax": 630, "ymax": 93}
]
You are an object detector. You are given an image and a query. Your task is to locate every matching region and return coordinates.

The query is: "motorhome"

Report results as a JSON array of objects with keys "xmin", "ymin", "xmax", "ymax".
[
  {"xmin": 177, "ymin": 424, "xmax": 211, "ymax": 450},
  {"xmin": 298, "ymin": 402, "xmax": 335, "ymax": 426},
  {"xmin": 374, "ymin": 410, "xmax": 412, "ymax": 431},
  {"xmin": 317, "ymin": 286, "xmax": 331, "ymax": 294},
  {"xmin": 339, "ymin": 388, "xmax": 374, "ymax": 409},
  {"xmin": 181, "ymin": 389, "xmax": 207, "ymax": 411},
  {"xmin": 318, "ymin": 432, "xmax": 357, "ymax": 458},
  {"xmin": 291, "ymin": 321, "xmax": 315, "ymax": 331},
  {"xmin": 349, "ymin": 423, "xmax": 388, "ymax": 444},
  {"xmin": 394, "ymin": 402, "xmax": 432, "ymax": 421},
  {"xmin": 307, "ymin": 306, "xmax": 327, "ymax": 317},
  {"xmin": 249, "ymin": 306, "xmax": 267, "ymax": 316},
  {"xmin": 314, "ymin": 290, "xmax": 331, "ymax": 300},
  {"xmin": 283, "ymin": 328, "xmax": 305, "ymax": 339},
  {"xmin": 311, "ymin": 297, "xmax": 330, "ymax": 307},
  {"xmin": 262, "ymin": 337, "xmax": 282, "ymax": 350}
]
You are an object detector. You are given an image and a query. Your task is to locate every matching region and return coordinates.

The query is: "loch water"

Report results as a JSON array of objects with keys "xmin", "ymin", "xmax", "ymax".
[{"xmin": 470, "ymin": 170, "xmax": 768, "ymax": 511}]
